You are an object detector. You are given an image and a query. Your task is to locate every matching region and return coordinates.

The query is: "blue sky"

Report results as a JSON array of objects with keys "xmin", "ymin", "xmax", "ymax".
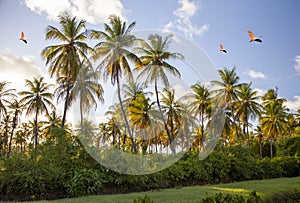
[{"xmin": 1, "ymin": 0, "xmax": 300, "ymax": 113}]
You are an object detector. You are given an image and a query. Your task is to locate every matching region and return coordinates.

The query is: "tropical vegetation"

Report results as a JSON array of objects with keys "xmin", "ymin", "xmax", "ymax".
[{"xmin": 0, "ymin": 13, "xmax": 299, "ymax": 201}]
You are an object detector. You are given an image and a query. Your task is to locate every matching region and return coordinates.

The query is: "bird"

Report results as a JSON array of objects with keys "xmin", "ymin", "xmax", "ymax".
[
  {"xmin": 20, "ymin": 32, "xmax": 27, "ymax": 44},
  {"xmin": 247, "ymin": 30, "xmax": 262, "ymax": 43},
  {"xmin": 220, "ymin": 44, "xmax": 227, "ymax": 53}
]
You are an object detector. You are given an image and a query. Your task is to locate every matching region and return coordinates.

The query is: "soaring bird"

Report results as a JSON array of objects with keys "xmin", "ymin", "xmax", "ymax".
[
  {"xmin": 20, "ymin": 32, "xmax": 27, "ymax": 44},
  {"xmin": 247, "ymin": 30, "xmax": 262, "ymax": 43},
  {"xmin": 220, "ymin": 44, "xmax": 227, "ymax": 53}
]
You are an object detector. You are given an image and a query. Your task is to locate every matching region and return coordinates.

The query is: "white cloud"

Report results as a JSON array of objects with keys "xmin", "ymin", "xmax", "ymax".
[
  {"xmin": 245, "ymin": 69, "xmax": 266, "ymax": 79},
  {"xmin": 294, "ymin": 56, "xmax": 300, "ymax": 74},
  {"xmin": 163, "ymin": 0, "xmax": 209, "ymax": 39},
  {"xmin": 286, "ymin": 95, "xmax": 300, "ymax": 112},
  {"xmin": 0, "ymin": 51, "xmax": 49, "ymax": 92},
  {"xmin": 22, "ymin": 0, "xmax": 125, "ymax": 24}
]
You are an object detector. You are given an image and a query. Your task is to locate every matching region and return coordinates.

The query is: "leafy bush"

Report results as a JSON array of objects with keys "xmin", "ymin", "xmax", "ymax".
[{"xmin": 66, "ymin": 168, "xmax": 107, "ymax": 196}]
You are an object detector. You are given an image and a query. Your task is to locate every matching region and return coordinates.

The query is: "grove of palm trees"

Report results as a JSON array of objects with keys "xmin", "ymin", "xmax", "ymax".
[{"xmin": 0, "ymin": 13, "xmax": 299, "ymax": 201}]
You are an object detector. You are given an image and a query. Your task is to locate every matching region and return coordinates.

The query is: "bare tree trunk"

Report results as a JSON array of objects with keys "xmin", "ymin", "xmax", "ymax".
[
  {"xmin": 116, "ymin": 77, "xmax": 137, "ymax": 153},
  {"xmin": 154, "ymin": 81, "xmax": 175, "ymax": 155}
]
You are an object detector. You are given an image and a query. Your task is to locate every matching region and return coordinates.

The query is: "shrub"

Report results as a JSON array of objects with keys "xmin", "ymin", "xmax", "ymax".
[{"xmin": 66, "ymin": 168, "xmax": 107, "ymax": 197}]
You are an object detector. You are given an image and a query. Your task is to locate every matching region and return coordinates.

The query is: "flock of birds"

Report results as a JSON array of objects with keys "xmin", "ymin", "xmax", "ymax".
[
  {"xmin": 19, "ymin": 30, "xmax": 262, "ymax": 53},
  {"xmin": 219, "ymin": 29, "xmax": 262, "ymax": 53}
]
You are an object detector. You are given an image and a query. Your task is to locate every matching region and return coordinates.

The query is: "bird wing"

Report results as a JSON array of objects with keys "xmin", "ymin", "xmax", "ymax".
[
  {"xmin": 220, "ymin": 44, "xmax": 224, "ymax": 50},
  {"xmin": 247, "ymin": 30, "xmax": 255, "ymax": 40},
  {"xmin": 20, "ymin": 32, "xmax": 25, "ymax": 39}
]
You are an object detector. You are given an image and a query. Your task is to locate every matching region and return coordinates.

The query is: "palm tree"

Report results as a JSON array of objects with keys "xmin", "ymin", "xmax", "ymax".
[
  {"xmin": 41, "ymin": 110, "xmax": 62, "ymax": 140},
  {"xmin": 0, "ymin": 81, "xmax": 16, "ymax": 122},
  {"xmin": 6, "ymin": 99, "xmax": 24, "ymax": 157},
  {"xmin": 212, "ymin": 67, "xmax": 242, "ymax": 138},
  {"xmin": 135, "ymin": 34, "xmax": 183, "ymax": 153},
  {"xmin": 128, "ymin": 92, "xmax": 157, "ymax": 154},
  {"xmin": 235, "ymin": 83, "xmax": 261, "ymax": 152},
  {"xmin": 41, "ymin": 12, "xmax": 92, "ymax": 128},
  {"xmin": 254, "ymin": 126, "xmax": 263, "ymax": 159},
  {"xmin": 57, "ymin": 60, "xmax": 104, "ymax": 130},
  {"xmin": 91, "ymin": 15, "xmax": 141, "ymax": 153},
  {"xmin": 260, "ymin": 89, "xmax": 288, "ymax": 158},
  {"xmin": 184, "ymin": 83, "xmax": 211, "ymax": 150},
  {"xmin": 0, "ymin": 113, "xmax": 11, "ymax": 156},
  {"xmin": 160, "ymin": 88, "xmax": 183, "ymax": 154},
  {"xmin": 19, "ymin": 77, "xmax": 55, "ymax": 146}
]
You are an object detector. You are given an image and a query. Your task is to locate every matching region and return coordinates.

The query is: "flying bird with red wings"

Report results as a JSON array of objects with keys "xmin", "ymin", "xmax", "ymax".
[
  {"xmin": 220, "ymin": 44, "xmax": 227, "ymax": 53},
  {"xmin": 20, "ymin": 32, "xmax": 27, "ymax": 44},
  {"xmin": 247, "ymin": 30, "xmax": 262, "ymax": 43}
]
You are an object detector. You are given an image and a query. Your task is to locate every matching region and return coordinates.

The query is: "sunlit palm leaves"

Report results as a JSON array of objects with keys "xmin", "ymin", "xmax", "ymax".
[
  {"xmin": 41, "ymin": 12, "xmax": 92, "ymax": 127},
  {"xmin": 19, "ymin": 77, "xmax": 55, "ymax": 146},
  {"xmin": 91, "ymin": 15, "xmax": 141, "ymax": 153}
]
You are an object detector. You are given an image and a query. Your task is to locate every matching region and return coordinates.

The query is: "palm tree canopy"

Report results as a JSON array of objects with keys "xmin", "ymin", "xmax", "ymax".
[
  {"xmin": 135, "ymin": 34, "xmax": 183, "ymax": 88},
  {"xmin": 41, "ymin": 12, "xmax": 92, "ymax": 78},
  {"xmin": 91, "ymin": 15, "xmax": 141, "ymax": 85},
  {"xmin": 19, "ymin": 77, "xmax": 55, "ymax": 117}
]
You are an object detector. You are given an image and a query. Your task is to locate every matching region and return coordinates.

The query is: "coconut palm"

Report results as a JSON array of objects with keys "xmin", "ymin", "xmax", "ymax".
[
  {"xmin": 0, "ymin": 81, "xmax": 16, "ymax": 122},
  {"xmin": 6, "ymin": 99, "xmax": 24, "ymax": 157},
  {"xmin": 41, "ymin": 110, "xmax": 62, "ymax": 139},
  {"xmin": 235, "ymin": 83, "xmax": 261, "ymax": 152},
  {"xmin": 260, "ymin": 96, "xmax": 288, "ymax": 158},
  {"xmin": 19, "ymin": 77, "xmax": 55, "ymax": 146},
  {"xmin": 0, "ymin": 113, "xmax": 11, "ymax": 156},
  {"xmin": 56, "ymin": 60, "xmax": 104, "ymax": 130},
  {"xmin": 128, "ymin": 92, "xmax": 157, "ymax": 153},
  {"xmin": 184, "ymin": 83, "xmax": 211, "ymax": 150},
  {"xmin": 91, "ymin": 15, "xmax": 141, "ymax": 153},
  {"xmin": 41, "ymin": 12, "xmax": 92, "ymax": 128},
  {"xmin": 135, "ymin": 34, "xmax": 183, "ymax": 153},
  {"xmin": 212, "ymin": 67, "xmax": 243, "ymax": 139},
  {"xmin": 160, "ymin": 88, "xmax": 183, "ymax": 153}
]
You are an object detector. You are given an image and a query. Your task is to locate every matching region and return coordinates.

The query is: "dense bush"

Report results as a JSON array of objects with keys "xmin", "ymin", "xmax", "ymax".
[{"xmin": 1, "ymin": 139, "xmax": 300, "ymax": 201}]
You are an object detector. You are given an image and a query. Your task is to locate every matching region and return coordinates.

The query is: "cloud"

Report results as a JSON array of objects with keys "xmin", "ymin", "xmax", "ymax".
[
  {"xmin": 294, "ymin": 56, "xmax": 300, "ymax": 75},
  {"xmin": 163, "ymin": 0, "xmax": 209, "ymax": 39},
  {"xmin": 244, "ymin": 69, "xmax": 266, "ymax": 79},
  {"xmin": 0, "ymin": 51, "xmax": 48, "ymax": 91},
  {"xmin": 286, "ymin": 95, "xmax": 300, "ymax": 112},
  {"xmin": 22, "ymin": 0, "xmax": 125, "ymax": 24}
]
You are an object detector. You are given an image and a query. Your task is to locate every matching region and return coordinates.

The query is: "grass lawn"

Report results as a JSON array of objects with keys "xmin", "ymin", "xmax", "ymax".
[{"xmin": 6, "ymin": 176, "xmax": 300, "ymax": 203}]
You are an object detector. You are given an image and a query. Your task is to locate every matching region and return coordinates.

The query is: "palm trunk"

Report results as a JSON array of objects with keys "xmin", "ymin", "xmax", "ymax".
[
  {"xmin": 34, "ymin": 110, "xmax": 39, "ymax": 147},
  {"xmin": 246, "ymin": 116, "xmax": 251, "ymax": 156},
  {"xmin": 8, "ymin": 111, "xmax": 18, "ymax": 157},
  {"xmin": 61, "ymin": 81, "xmax": 71, "ymax": 128},
  {"xmin": 231, "ymin": 106, "xmax": 239, "ymax": 138},
  {"xmin": 200, "ymin": 109, "xmax": 204, "ymax": 151},
  {"xmin": 116, "ymin": 77, "xmax": 137, "ymax": 153},
  {"xmin": 270, "ymin": 135, "xmax": 273, "ymax": 158},
  {"xmin": 154, "ymin": 81, "xmax": 175, "ymax": 155}
]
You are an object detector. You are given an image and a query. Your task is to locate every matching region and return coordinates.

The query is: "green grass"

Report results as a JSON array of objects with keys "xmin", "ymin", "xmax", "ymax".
[{"xmin": 5, "ymin": 177, "xmax": 300, "ymax": 203}]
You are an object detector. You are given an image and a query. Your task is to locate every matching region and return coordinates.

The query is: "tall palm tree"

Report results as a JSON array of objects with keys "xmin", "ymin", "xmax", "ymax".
[
  {"xmin": 160, "ymin": 88, "xmax": 183, "ymax": 154},
  {"xmin": 41, "ymin": 12, "xmax": 92, "ymax": 128},
  {"xmin": 56, "ymin": 60, "xmax": 104, "ymax": 130},
  {"xmin": 184, "ymin": 82, "xmax": 211, "ymax": 150},
  {"xmin": 235, "ymin": 83, "xmax": 261, "ymax": 152},
  {"xmin": 91, "ymin": 15, "xmax": 141, "ymax": 153},
  {"xmin": 260, "ymin": 92, "xmax": 288, "ymax": 158},
  {"xmin": 0, "ymin": 81, "xmax": 16, "ymax": 122},
  {"xmin": 212, "ymin": 67, "xmax": 242, "ymax": 138},
  {"xmin": 6, "ymin": 99, "xmax": 24, "ymax": 157},
  {"xmin": 19, "ymin": 77, "xmax": 55, "ymax": 146},
  {"xmin": 135, "ymin": 34, "xmax": 183, "ymax": 152},
  {"xmin": 0, "ymin": 113, "xmax": 11, "ymax": 156}
]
